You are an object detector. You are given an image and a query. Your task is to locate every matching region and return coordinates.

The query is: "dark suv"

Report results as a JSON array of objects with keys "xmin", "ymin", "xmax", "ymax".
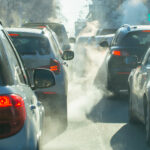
[{"xmin": 99, "ymin": 25, "xmax": 150, "ymax": 93}]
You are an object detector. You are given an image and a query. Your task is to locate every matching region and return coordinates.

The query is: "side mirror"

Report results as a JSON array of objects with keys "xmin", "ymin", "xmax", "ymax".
[
  {"xmin": 34, "ymin": 69, "xmax": 55, "ymax": 88},
  {"xmin": 125, "ymin": 56, "xmax": 139, "ymax": 66},
  {"xmin": 62, "ymin": 50, "xmax": 74, "ymax": 60},
  {"xmin": 69, "ymin": 37, "xmax": 76, "ymax": 43},
  {"xmin": 99, "ymin": 41, "xmax": 109, "ymax": 47},
  {"xmin": 62, "ymin": 44, "xmax": 71, "ymax": 51}
]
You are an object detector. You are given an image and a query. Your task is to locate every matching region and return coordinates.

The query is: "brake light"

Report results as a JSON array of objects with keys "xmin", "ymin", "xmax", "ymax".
[
  {"xmin": 38, "ymin": 26, "xmax": 46, "ymax": 28},
  {"xmin": 142, "ymin": 30, "xmax": 150, "ymax": 32},
  {"xmin": 0, "ymin": 94, "xmax": 26, "ymax": 139},
  {"xmin": 50, "ymin": 59, "xmax": 61, "ymax": 74},
  {"xmin": 8, "ymin": 33, "xmax": 19, "ymax": 36},
  {"xmin": 0, "ymin": 96, "xmax": 12, "ymax": 107},
  {"xmin": 112, "ymin": 50, "xmax": 121, "ymax": 56},
  {"xmin": 112, "ymin": 50, "xmax": 128, "ymax": 56}
]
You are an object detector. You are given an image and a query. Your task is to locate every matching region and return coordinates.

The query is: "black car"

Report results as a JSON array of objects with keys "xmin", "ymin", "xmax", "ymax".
[
  {"xmin": 128, "ymin": 48, "xmax": 150, "ymax": 144},
  {"xmin": 98, "ymin": 25, "xmax": 150, "ymax": 94}
]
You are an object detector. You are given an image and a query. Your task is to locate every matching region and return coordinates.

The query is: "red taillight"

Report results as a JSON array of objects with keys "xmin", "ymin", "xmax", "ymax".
[
  {"xmin": 142, "ymin": 30, "xmax": 150, "ymax": 32},
  {"xmin": 38, "ymin": 26, "xmax": 46, "ymax": 28},
  {"xmin": 112, "ymin": 50, "xmax": 121, "ymax": 56},
  {"xmin": 112, "ymin": 50, "xmax": 128, "ymax": 56},
  {"xmin": 0, "ymin": 94, "xmax": 26, "ymax": 139},
  {"xmin": 0, "ymin": 96, "xmax": 12, "ymax": 107},
  {"xmin": 50, "ymin": 59, "xmax": 61, "ymax": 74},
  {"xmin": 8, "ymin": 33, "xmax": 19, "ymax": 37}
]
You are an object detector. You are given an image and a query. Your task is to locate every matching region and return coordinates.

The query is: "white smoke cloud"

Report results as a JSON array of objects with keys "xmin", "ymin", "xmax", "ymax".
[
  {"xmin": 121, "ymin": 0, "xmax": 148, "ymax": 25},
  {"xmin": 67, "ymin": 42, "xmax": 107, "ymax": 122}
]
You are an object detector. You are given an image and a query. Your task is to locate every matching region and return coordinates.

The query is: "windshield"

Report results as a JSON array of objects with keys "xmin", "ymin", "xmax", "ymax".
[{"xmin": 11, "ymin": 36, "xmax": 50, "ymax": 55}]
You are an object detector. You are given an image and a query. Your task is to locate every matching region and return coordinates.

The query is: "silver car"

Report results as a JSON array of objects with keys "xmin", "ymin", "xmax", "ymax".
[
  {"xmin": 7, "ymin": 27, "xmax": 74, "ymax": 127},
  {"xmin": 0, "ymin": 22, "xmax": 56, "ymax": 150}
]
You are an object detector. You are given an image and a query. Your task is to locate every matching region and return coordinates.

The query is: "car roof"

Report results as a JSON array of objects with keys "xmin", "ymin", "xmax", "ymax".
[
  {"xmin": 120, "ymin": 25, "xmax": 150, "ymax": 33},
  {"xmin": 22, "ymin": 22, "xmax": 65, "ymax": 27},
  {"xmin": 96, "ymin": 34, "xmax": 115, "ymax": 38},
  {"xmin": 6, "ymin": 27, "xmax": 46, "ymax": 36}
]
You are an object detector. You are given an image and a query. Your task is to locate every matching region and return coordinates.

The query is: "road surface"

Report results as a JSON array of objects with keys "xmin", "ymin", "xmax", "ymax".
[
  {"xmin": 43, "ymin": 94, "xmax": 149, "ymax": 150},
  {"xmin": 42, "ymin": 45, "xmax": 149, "ymax": 150}
]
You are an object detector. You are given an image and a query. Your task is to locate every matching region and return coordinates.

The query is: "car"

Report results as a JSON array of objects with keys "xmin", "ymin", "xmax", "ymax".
[
  {"xmin": 96, "ymin": 28, "xmax": 117, "ymax": 36},
  {"xmin": 128, "ymin": 47, "xmax": 150, "ymax": 144},
  {"xmin": 6, "ymin": 27, "xmax": 74, "ymax": 127},
  {"xmin": 98, "ymin": 24, "xmax": 150, "ymax": 94},
  {"xmin": 0, "ymin": 22, "xmax": 56, "ymax": 150},
  {"xmin": 95, "ymin": 34, "xmax": 115, "ymax": 48},
  {"xmin": 21, "ymin": 22, "xmax": 71, "ymax": 51}
]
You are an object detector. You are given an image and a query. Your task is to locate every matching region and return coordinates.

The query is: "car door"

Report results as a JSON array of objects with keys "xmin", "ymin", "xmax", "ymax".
[
  {"xmin": 135, "ymin": 51, "xmax": 150, "ymax": 117},
  {"xmin": 131, "ymin": 65, "xmax": 142, "ymax": 113},
  {"xmin": 2, "ymin": 30, "xmax": 42, "ymax": 134}
]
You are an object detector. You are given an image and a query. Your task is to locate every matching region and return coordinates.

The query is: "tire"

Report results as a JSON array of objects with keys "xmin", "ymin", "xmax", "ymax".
[
  {"xmin": 106, "ymin": 73, "xmax": 112, "ymax": 91},
  {"xmin": 106, "ymin": 73, "xmax": 120, "ymax": 95},
  {"xmin": 37, "ymin": 137, "xmax": 42, "ymax": 150},
  {"xmin": 145, "ymin": 101, "xmax": 150, "ymax": 144},
  {"xmin": 128, "ymin": 89, "xmax": 137, "ymax": 123}
]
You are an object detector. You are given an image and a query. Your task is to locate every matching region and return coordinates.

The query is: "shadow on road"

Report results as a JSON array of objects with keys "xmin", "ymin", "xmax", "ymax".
[
  {"xmin": 87, "ymin": 94, "xmax": 129, "ymax": 123},
  {"xmin": 111, "ymin": 123, "xmax": 149, "ymax": 150}
]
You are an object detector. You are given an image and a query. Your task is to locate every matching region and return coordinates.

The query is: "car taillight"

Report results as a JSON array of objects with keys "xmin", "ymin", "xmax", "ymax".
[
  {"xmin": 112, "ymin": 50, "xmax": 129, "ymax": 56},
  {"xmin": 8, "ymin": 33, "xmax": 19, "ymax": 37},
  {"xmin": 142, "ymin": 30, "xmax": 150, "ymax": 32},
  {"xmin": 0, "ymin": 94, "xmax": 26, "ymax": 139},
  {"xmin": 38, "ymin": 26, "xmax": 46, "ymax": 28},
  {"xmin": 50, "ymin": 59, "xmax": 61, "ymax": 74}
]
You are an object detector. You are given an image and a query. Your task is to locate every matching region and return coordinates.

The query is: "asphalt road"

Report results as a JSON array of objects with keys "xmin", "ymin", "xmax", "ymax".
[
  {"xmin": 42, "ymin": 45, "xmax": 149, "ymax": 150},
  {"xmin": 43, "ymin": 94, "xmax": 150, "ymax": 150}
]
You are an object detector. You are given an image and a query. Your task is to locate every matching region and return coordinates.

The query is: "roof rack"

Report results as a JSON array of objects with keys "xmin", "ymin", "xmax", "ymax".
[
  {"xmin": 121, "ymin": 24, "xmax": 131, "ymax": 31},
  {"xmin": 121, "ymin": 24, "xmax": 130, "ymax": 27},
  {"xmin": 41, "ymin": 25, "xmax": 53, "ymax": 34}
]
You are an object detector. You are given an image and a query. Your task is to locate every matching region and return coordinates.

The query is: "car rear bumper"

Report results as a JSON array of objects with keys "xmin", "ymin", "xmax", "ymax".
[
  {"xmin": 108, "ymin": 71, "xmax": 130, "ymax": 91},
  {"xmin": 0, "ymin": 122, "xmax": 38, "ymax": 150}
]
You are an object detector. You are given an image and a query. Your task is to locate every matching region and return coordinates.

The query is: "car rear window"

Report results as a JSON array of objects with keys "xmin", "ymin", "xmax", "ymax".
[
  {"xmin": 119, "ymin": 31, "xmax": 150, "ymax": 47},
  {"xmin": 11, "ymin": 36, "xmax": 51, "ymax": 55},
  {"xmin": 97, "ymin": 29, "xmax": 117, "ymax": 35},
  {"xmin": 22, "ymin": 23, "xmax": 69, "ymax": 46}
]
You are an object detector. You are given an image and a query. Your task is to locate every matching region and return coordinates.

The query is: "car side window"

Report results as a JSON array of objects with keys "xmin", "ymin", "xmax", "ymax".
[
  {"xmin": 49, "ymin": 34, "xmax": 62, "ymax": 59},
  {"xmin": 1, "ymin": 31, "xmax": 25, "ymax": 84}
]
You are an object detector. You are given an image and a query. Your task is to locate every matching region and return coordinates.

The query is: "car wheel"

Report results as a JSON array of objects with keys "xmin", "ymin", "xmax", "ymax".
[
  {"xmin": 128, "ymin": 89, "xmax": 137, "ymax": 123},
  {"xmin": 146, "ymin": 101, "xmax": 150, "ymax": 144},
  {"xmin": 37, "ymin": 137, "xmax": 43, "ymax": 150},
  {"xmin": 106, "ymin": 73, "xmax": 112, "ymax": 91}
]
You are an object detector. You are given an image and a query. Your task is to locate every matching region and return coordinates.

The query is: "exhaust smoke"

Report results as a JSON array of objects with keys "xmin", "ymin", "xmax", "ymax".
[
  {"xmin": 120, "ymin": 0, "xmax": 148, "ymax": 25},
  {"xmin": 67, "ymin": 22, "xmax": 107, "ymax": 122},
  {"xmin": 0, "ymin": 0, "xmax": 59, "ymax": 26}
]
